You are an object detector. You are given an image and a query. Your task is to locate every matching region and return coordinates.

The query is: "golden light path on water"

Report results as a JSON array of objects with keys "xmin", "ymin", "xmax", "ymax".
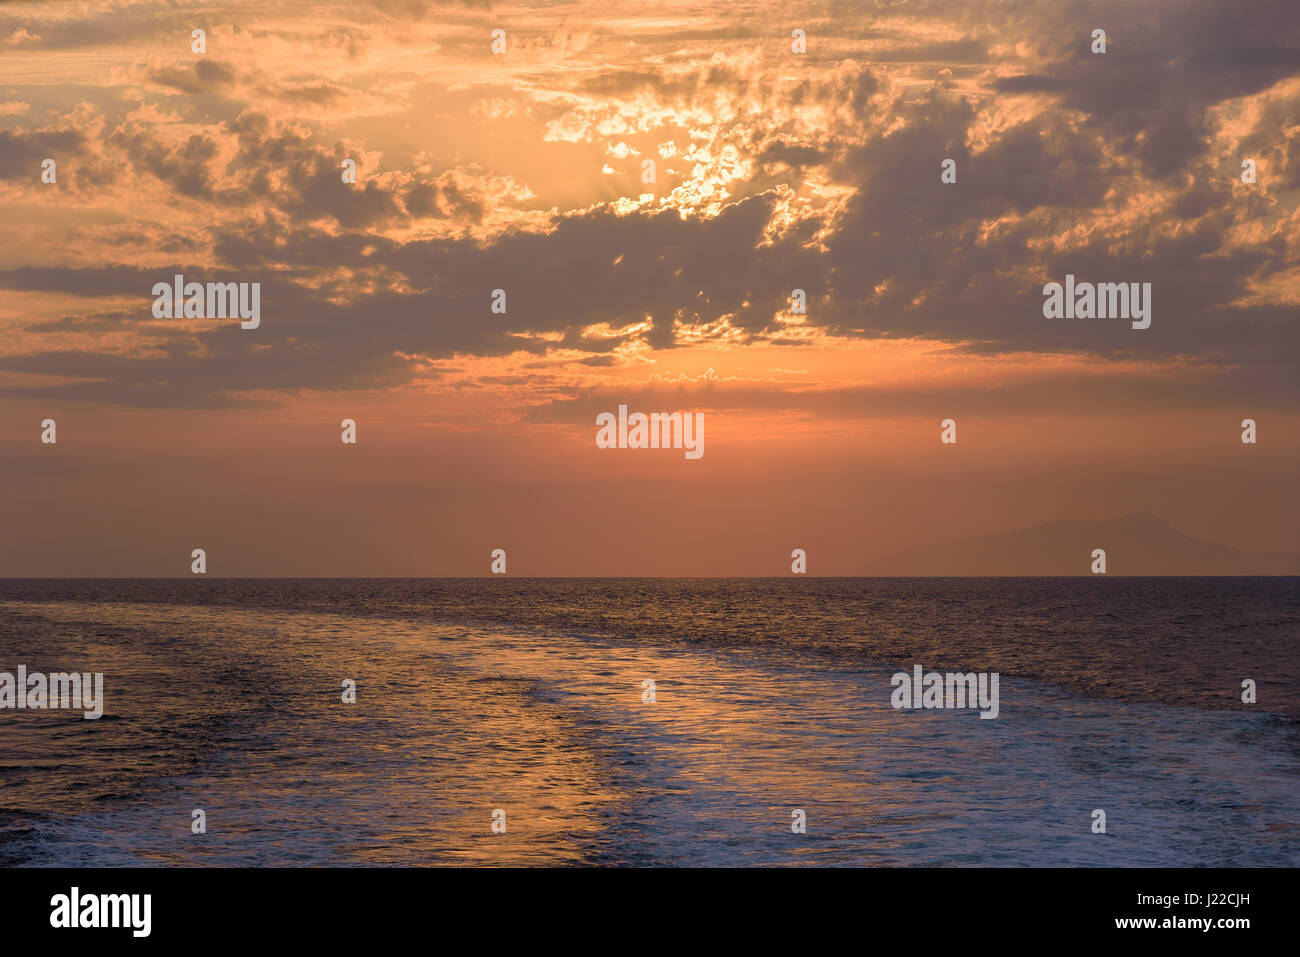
[{"xmin": 4, "ymin": 598, "xmax": 1298, "ymax": 866}]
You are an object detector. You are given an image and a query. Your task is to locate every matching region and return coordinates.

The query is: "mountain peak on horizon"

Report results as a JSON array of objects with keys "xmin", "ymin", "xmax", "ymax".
[{"xmin": 882, "ymin": 513, "xmax": 1299, "ymax": 576}]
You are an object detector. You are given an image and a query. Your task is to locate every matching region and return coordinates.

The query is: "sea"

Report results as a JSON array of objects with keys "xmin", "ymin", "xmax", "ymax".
[{"xmin": 1, "ymin": 577, "xmax": 1297, "ymax": 866}]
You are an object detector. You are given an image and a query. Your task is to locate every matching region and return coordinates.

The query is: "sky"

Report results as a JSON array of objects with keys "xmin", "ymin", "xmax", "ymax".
[{"xmin": 0, "ymin": 0, "xmax": 1297, "ymax": 576}]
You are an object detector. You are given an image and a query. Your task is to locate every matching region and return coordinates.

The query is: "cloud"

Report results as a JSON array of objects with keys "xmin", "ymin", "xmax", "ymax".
[{"xmin": 0, "ymin": 0, "xmax": 1295, "ymax": 411}]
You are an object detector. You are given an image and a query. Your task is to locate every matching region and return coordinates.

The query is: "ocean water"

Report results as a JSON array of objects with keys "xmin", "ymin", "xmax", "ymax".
[{"xmin": 0, "ymin": 578, "xmax": 1297, "ymax": 866}]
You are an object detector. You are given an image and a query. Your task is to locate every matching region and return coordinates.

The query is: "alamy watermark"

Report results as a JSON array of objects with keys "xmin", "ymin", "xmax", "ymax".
[
  {"xmin": 50, "ymin": 887, "xmax": 150, "ymax": 937},
  {"xmin": 1042, "ymin": 274, "xmax": 1150, "ymax": 329},
  {"xmin": 0, "ymin": 665, "xmax": 103, "ymax": 719},
  {"xmin": 890, "ymin": 665, "xmax": 999, "ymax": 719},
  {"xmin": 152, "ymin": 274, "xmax": 260, "ymax": 329},
  {"xmin": 595, "ymin": 404, "xmax": 704, "ymax": 459}
]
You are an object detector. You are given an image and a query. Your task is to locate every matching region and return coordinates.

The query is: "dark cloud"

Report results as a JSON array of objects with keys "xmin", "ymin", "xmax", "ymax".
[
  {"xmin": 523, "ymin": 359, "xmax": 1300, "ymax": 423},
  {"xmin": 148, "ymin": 59, "xmax": 238, "ymax": 95},
  {"xmin": 758, "ymin": 140, "xmax": 827, "ymax": 169},
  {"xmin": 0, "ymin": 4, "xmax": 192, "ymax": 51},
  {"xmin": 1, "ymin": 0, "xmax": 1295, "ymax": 411},
  {"xmin": 363, "ymin": 0, "xmax": 493, "ymax": 17},
  {"xmin": 0, "ymin": 123, "xmax": 117, "ymax": 187},
  {"xmin": 993, "ymin": 0, "xmax": 1300, "ymax": 178},
  {"xmin": 0, "ymin": 128, "xmax": 86, "ymax": 179}
]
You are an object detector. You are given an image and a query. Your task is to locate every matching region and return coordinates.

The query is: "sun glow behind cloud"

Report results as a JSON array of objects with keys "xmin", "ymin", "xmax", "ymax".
[{"xmin": 0, "ymin": 0, "xmax": 1297, "ymax": 573}]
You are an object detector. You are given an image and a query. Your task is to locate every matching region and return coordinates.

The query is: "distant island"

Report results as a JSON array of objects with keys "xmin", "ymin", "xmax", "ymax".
[{"xmin": 875, "ymin": 513, "xmax": 1300, "ymax": 576}]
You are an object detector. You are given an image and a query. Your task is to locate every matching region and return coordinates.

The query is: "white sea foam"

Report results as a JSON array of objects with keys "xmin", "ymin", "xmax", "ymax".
[{"xmin": 3, "ymin": 600, "xmax": 1297, "ymax": 866}]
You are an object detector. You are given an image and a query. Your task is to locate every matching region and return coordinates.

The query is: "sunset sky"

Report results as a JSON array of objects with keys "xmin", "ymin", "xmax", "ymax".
[{"xmin": 1, "ymin": 0, "xmax": 1296, "ymax": 576}]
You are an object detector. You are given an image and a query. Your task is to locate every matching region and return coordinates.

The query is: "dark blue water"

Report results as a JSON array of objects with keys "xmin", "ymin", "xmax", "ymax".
[{"xmin": 1, "ymin": 578, "xmax": 1297, "ymax": 865}]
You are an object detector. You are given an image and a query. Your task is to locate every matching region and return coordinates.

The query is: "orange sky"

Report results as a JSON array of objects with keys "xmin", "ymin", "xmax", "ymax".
[{"xmin": 1, "ymin": 0, "xmax": 1297, "ymax": 575}]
